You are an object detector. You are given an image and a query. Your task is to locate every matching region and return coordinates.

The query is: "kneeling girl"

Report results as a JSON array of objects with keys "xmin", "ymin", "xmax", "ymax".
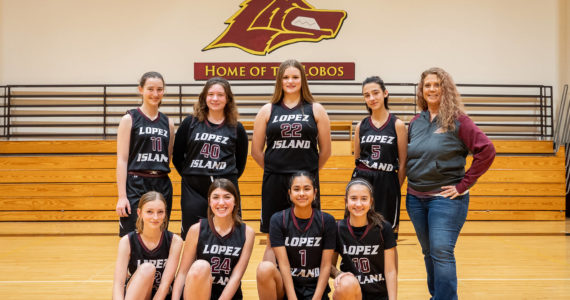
[
  {"xmin": 257, "ymin": 171, "xmax": 337, "ymax": 300},
  {"xmin": 331, "ymin": 179, "xmax": 398, "ymax": 300},
  {"xmin": 112, "ymin": 191, "xmax": 183, "ymax": 300},
  {"xmin": 172, "ymin": 179, "xmax": 255, "ymax": 300}
]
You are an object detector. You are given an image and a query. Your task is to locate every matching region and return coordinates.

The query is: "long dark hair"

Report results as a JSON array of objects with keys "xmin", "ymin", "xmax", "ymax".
[
  {"xmin": 288, "ymin": 171, "xmax": 318, "ymax": 208},
  {"xmin": 344, "ymin": 178, "xmax": 385, "ymax": 229},
  {"xmin": 362, "ymin": 76, "xmax": 389, "ymax": 112},
  {"xmin": 207, "ymin": 178, "xmax": 243, "ymax": 226}
]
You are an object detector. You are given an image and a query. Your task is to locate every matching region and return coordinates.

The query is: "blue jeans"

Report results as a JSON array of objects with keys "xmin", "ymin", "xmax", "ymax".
[{"xmin": 406, "ymin": 193, "xmax": 469, "ymax": 300}]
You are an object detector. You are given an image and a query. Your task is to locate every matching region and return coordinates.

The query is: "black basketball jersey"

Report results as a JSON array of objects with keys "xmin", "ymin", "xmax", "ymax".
[
  {"xmin": 356, "ymin": 114, "xmax": 399, "ymax": 172},
  {"xmin": 336, "ymin": 219, "xmax": 389, "ymax": 297},
  {"xmin": 196, "ymin": 218, "xmax": 246, "ymax": 299},
  {"xmin": 264, "ymin": 101, "xmax": 318, "ymax": 173},
  {"xmin": 127, "ymin": 108, "xmax": 171, "ymax": 172},
  {"xmin": 180, "ymin": 116, "xmax": 239, "ymax": 176},
  {"xmin": 127, "ymin": 230, "xmax": 173, "ymax": 292},
  {"xmin": 278, "ymin": 208, "xmax": 327, "ymax": 287}
]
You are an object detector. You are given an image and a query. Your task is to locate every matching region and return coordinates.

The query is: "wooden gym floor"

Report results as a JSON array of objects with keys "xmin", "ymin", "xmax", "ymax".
[{"xmin": 0, "ymin": 220, "xmax": 568, "ymax": 299}]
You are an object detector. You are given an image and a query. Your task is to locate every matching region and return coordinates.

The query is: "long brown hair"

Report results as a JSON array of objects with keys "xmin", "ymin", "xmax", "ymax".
[
  {"xmin": 207, "ymin": 178, "xmax": 243, "ymax": 226},
  {"xmin": 194, "ymin": 77, "xmax": 238, "ymax": 126},
  {"xmin": 416, "ymin": 67, "xmax": 465, "ymax": 131},
  {"xmin": 135, "ymin": 191, "xmax": 168, "ymax": 234},
  {"xmin": 344, "ymin": 178, "xmax": 385, "ymax": 229},
  {"xmin": 270, "ymin": 59, "xmax": 315, "ymax": 104}
]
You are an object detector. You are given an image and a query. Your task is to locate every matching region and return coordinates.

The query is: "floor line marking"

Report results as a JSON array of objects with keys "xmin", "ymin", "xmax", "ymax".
[{"xmin": 1, "ymin": 278, "xmax": 570, "ymax": 284}]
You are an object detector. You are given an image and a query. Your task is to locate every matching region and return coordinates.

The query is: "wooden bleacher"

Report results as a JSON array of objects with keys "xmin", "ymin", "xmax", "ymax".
[{"xmin": 0, "ymin": 139, "xmax": 565, "ymax": 228}]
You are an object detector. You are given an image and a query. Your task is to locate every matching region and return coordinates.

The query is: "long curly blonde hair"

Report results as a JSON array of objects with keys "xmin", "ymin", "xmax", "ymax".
[{"xmin": 416, "ymin": 67, "xmax": 466, "ymax": 131}]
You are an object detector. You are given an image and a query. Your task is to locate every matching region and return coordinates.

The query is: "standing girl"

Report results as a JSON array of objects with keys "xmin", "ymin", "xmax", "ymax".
[
  {"xmin": 256, "ymin": 171, "xmax": 337, "ymax": 300},
  {"xmin": 352, "ymin": 76, "xmax": 407, "ymax": 239},
  {"xmin": 331, "ymin": 179, "xmax": 398, "ymax": 300},
  {"xmin": 112, "ymin": 191, "xmax": 183, "ymax": 300},
  {"xmin": 172, "ymin": 179, "xmax": 255, "ymax": 300},
  {"xmin": 173, "ymin": 77, "xmax": 248, "ymax": 240},
  {"xmin": 116, "ymin": 71, "xmax": 175, "ymax": 237},
  {"xmin": 251, "ymin": 59, "xmax": 332, "ymax": 260}
]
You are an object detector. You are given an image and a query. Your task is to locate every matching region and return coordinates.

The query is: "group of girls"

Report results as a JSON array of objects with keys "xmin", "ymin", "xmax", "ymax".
[{"xmin": 112, "ymin": 60, "xmax": 495, "ymax": 300}]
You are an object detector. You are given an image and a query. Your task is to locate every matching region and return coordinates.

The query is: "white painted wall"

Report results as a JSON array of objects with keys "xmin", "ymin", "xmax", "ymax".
[
  {"xmin": 0, "ymin": 0, "xmax": 563, "ymax": 94},
  {"xmin": 559, "ymin": 0, "xmax": 570, "ymax": 91}
]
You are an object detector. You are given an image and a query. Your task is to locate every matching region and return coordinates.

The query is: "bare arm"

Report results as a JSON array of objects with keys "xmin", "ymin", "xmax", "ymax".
[
  {"xmin": 395, "ymin": 119, "xmax": 408, "ymax": 186},
  {"xmin": 274, "ymin": 246, "xmax": 298, "ymax": 300},
  {"xmin": 218, "ymin": 226, "xmax": 255, "ymax": 300},
  {"xmin": 171, "ymin": 224, "xmax": 200, "ymax": 300},
  {"xmin": 313, "ymin": 103, "xmax": 331, "ymax": 170},
  {"xmin": 312, "ymin": 249, "xmax": 334, "ymax": 300},
  {"xmin": 251, "ymin": 103, "xmax": 271, "ymax": 168},
  {"xmin": 353, "ymin": 122, "xmax": 361, "ymax": 160},
  {"xmin": 330, "ymin": 252, "xmax": 341, "ymax": 279},
  {"xmin": 116, "ymin": 114, "xmax": 132, "ymax": 217},
  {"xmin": 153, "ymin": 234, "xmax": 183, "ymax": 300},
  {"xmin": 168, "ymin": 118, "xmax": 175, "ymax": 163},
  {"xmin": 384, "ymin": 247, "xmax": 398, "ymax": 300},
  {"xmin": 112, "ymin": 236, "xmax": 131, "ymax": 300}
]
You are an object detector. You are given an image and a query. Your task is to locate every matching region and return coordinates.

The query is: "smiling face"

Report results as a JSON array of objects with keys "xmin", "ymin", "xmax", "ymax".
[
  {"xmin": 209, "ymin": 187, "xmax": 236, "ymax": 219},
  {"xmin": 288, "ymin": 175, "xmax": 316, "ymax": 209},
  {"xmin": 362, "ymin": 82, "xmax": 388, "ymax": 112},
  {"xmin": 282, "ymin": 66, "xmax": 302, "ymax": 96},
  {"xmin": 138, "ymin": 77, "xmax": 164, "ymax": 107},
  {"xmin": 422, "ymin": 73, "xmax": 442, "ymax": 109},
  {"xmin": 206, "ymin": 83, "xmax": 228, "ymax": 114},
  {"xmin": 346, "ymin": 184, "xmax": 372, "ymax": 219},
  {"xmin": 137, "ymin": 198, "xmax": 166, "ymax": 230}
]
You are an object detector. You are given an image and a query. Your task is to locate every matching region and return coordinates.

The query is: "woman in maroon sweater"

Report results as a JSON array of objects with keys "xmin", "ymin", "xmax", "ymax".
[{"xmin": 406, "ymin": 67, "xmax": 495, "ymax": 300}]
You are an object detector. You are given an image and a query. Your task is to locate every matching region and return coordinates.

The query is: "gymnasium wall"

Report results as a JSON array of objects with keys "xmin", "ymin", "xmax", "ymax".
[
  {"xmin": 0, "ymin": 0, "xmax": 565, "ymax": 98},
  {"xmin": 560, "ymin": 0, "xmax": 570, "ymax": 92}
]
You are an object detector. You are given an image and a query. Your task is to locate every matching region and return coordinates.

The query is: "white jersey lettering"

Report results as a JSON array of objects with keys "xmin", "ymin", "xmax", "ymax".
[
  {"xmin": 136, "ymin": 153, "xmax": 169, "ymax": 163},
  {"xmin": 194, "ymin": 132, "xmax": 230, "ymax": 145},
  {"xmin": 342, "ymin": 245, "xmax": 380, "ymax": 255},
  {"xmin": 190, "ymin": 159, "xmax": 227, "ymax": 170},
  {"xmin": 361, "ymin": 135, "xmax": 395, "ymax": 144},
  {"xmin": 272, "ymin": 139, "xmax": 311, "ymax": 149},
  {"xmin": 138, "ymin": 127, "xmax": 168, "ymax": 137}
]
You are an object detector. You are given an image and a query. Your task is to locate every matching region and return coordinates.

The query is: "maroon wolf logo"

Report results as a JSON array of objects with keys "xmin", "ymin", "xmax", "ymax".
[{"xmin": 203, "ymin": 0, "xmax": 347, "ymax": 55}]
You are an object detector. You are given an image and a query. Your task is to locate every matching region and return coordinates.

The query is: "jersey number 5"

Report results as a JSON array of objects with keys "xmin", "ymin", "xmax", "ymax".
[{"xmin": 371, "ymin": 145, "xmax": 381, "ymax": 160}]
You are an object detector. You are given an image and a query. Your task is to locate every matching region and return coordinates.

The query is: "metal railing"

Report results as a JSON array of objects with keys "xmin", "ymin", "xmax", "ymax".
[
  {"xmin": 553, "ymin": 84, "xmax": 569, "ymax": 196},
  {"xmin": 0, "ymin": 82, "xmax": 553, "ymax": 140}
]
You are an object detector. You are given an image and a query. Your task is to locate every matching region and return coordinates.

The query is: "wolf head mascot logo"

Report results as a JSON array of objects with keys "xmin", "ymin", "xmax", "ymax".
[{"xmin": 203, "ymin": 0, "xmax": 347, "ymax": 55}]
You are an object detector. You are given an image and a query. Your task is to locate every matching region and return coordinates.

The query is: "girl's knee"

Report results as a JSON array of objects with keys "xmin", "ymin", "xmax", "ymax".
[
  {"xmin": 334, "ymin": 273, "xmax": 361, "ymax": 299},
  {"xmin": 256, "ymin": 261, "xmax": 277, "ymax": 280},
  {"xmin": 137, "ymin": 262, "xmax": 157, "ymax": 280},
  {"xmin": 187, "ymin": 259, "xmax": 212, "ymax": 283}
]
